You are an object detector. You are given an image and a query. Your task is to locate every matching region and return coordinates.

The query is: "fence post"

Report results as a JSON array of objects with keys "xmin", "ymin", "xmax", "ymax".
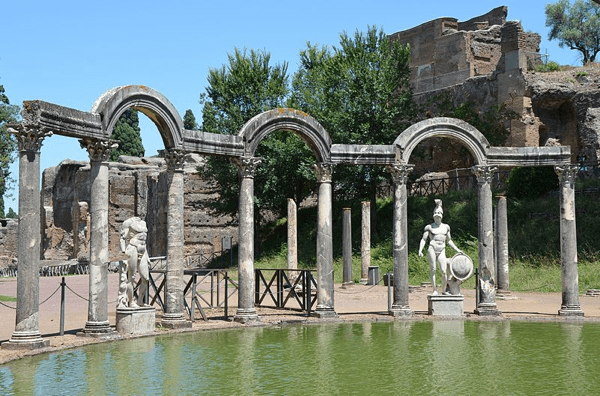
[
  {"xmin": 306, "ymin": 271, "xmax": 312, "ymax": 316},
  {"xmin": 387, "ymin": 273, "xmax": 392, "ymax": 313},
  {"xmin": 60, "ymin": 276, "xmax": 66, "ymax": 336},
  {"xmin": 224, "ymin": 272, "xmax": 229, "ymax": 321}
]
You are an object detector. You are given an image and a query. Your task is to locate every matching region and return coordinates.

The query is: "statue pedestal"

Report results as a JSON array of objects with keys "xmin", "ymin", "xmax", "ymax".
[
  {"xmin": 116, "ymin": 306, "xmax": 156, "ymax": 335},
  {"xmin": 427, "ymin": 294, "xmax": 464, "ymax": 317}
]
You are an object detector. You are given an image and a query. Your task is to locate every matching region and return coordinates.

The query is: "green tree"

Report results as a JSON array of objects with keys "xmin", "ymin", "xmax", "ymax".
[
  {"xmin": 0, "ymin": 84, "xmax": 19, "ymax": 218},
  {"xmin": 289, "ymin": 26, "xmax": 415, "ymax": 228},
  {"xmin": 110, "ymin": 109, "xmax": 144, "ymax": 161},
  {"xmin": 183, "ymin": 109, "xmax": 198, "ymax": 130},
  {"xmin": 199, "ymin": 48, "xmax": 314, "ymax": 220},
  {"xmin": 545, "ymin": 0, "xmax": 600, "ymax": 65}
]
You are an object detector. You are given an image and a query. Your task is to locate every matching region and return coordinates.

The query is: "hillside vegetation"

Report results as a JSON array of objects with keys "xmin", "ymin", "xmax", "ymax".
[{"xmin": 246, "ymin": 179, "xmax": 600, "ymax": 293}]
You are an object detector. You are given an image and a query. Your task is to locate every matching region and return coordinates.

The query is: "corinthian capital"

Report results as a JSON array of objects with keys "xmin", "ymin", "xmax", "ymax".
[
  {"xmin": 160, "ymin": 148, "xmax": 188, "ymax": 171},
  {"xmin": 232, "ymin": 156, "xmax": 262, "ymax": 178},
  {"xmin": 79, "ymin": 138, "xmax": 118, "ymax": 162},
  {"xmin": 555, "ymin": 164, "xmax": 579, "ymax": 185},
  {"xmin": 472, "ymin": 165, "xmax": 498, "ymax": 185},
  {"xmin": 386, "ymin": 164, "xmax": 414, "ymax": 185},
  {"xmin": 314, "ymin": 162, "xmax": 333, "ymax": 183},
  {"xmin": 8, "ymin": 123, "xmax": 53, "ymax": 152}
]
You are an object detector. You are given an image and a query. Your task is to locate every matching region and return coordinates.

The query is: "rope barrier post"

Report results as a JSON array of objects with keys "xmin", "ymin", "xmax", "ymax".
[
  {"xmin": 60, "ymin": 276, "xmax": 66, "ymax": 336},
  {"xmin": 224, "ymin": 272, "xmax": 229, "ymax": 321}
]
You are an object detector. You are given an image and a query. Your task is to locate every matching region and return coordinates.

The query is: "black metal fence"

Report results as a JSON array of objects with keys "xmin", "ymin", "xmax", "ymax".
[{"xmin": 255, "ymin": 269, "xmax": 317, "ymax": 314}]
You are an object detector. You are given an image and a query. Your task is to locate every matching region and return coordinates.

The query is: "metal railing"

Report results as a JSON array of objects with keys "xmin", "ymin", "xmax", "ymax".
[{"xmin": 255, "ymin": 269, "xmax": 318, "ymax": 314}]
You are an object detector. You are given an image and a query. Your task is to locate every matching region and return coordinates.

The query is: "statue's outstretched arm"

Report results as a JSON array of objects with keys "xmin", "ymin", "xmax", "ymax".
[
  {"xmin": 447, "ymin": 229, "xmax": 462, "ymax": 253},
  {"xmin": 418, "ymin": 229, "xmax": 429, "ymax": 257}
]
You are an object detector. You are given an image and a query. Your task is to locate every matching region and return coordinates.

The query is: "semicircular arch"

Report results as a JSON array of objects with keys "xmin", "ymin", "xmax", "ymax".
[
  {"xmin": 238, "ymin": 108, "xmax": 332, "ymax": 162},
  {"xmin": 91, "ymin": 85, "xmax": 184, "ymax": 149},
  {"xmin": 393, "ymin": 117, "xmax": 490, "ymax": 165}
]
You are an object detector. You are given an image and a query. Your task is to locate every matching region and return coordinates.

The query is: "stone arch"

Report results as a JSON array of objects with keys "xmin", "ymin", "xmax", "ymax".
[
  {"xmin": 238, "ymin": 108, "xmax": 332, "ymax": 162},
  {"xmin": 393, "ymin": 117, "xmax": 490, "ymax": 165},
  {"xmin": 91, "ymin": 85, "xmax": 184, "ymax": 149}
]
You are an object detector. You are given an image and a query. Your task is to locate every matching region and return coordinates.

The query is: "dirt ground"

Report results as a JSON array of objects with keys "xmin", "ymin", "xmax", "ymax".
[{"xmin": 1, "ymin": 273, "xmax": 600, "ymax": 365}]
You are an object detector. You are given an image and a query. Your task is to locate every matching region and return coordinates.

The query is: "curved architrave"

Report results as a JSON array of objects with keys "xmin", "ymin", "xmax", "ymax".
[
  {"xmin": 238, "ymin": 108, "xmax": 332, "ymax": 162},
  {"xmin": 91, "ymin": 85, "xmax": 184, "ymax": 149},
  {"xmin": 394, "ymin": 117, "xmax": 490, "ymax": 165}
]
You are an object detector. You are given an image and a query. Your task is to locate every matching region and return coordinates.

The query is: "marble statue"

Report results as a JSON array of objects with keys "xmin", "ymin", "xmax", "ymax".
[
  {"xmin": 118, "ymin": 216, "xmax": 150, "ymax": 308},
  {"xmin": 418, "ymin": 199, "xmax": 465, "ymax": 295}
]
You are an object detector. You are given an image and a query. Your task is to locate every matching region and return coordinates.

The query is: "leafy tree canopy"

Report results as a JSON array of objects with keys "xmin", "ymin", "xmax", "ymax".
[
  {"xmin": 545, "ymin": 0, "xmax": 600, "ymax": 64},
  {"xmin": 110, "ymin": 109, "xmax": 144, "ymax": 161},
  {"xmin": 0, "ymin": 84, "xmax": 19, "ymax": 217},
  {"xmin": 289, "ymin": 26, "xmax": 415, "ymax": 206},
  {"xmin": 200, "ymin": 48, "xmax": 315, "ymax": 218}
]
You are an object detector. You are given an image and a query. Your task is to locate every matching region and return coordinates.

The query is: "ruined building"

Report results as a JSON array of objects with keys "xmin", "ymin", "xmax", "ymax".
[{"xmin": 390, "ymin": 6, "xmax": 600, "ymax": 167}]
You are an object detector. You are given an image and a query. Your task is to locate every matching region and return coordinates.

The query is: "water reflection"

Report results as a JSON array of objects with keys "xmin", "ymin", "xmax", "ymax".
[{"xmin": 2, "ymin": 321, "xmax": 600, "ymax": 395}]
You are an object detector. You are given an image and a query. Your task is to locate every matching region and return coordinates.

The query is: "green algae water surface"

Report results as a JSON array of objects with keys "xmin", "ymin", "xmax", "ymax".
[{"xmin": 1, "ymin": 320, "xmax": 600, "ymax": 395}]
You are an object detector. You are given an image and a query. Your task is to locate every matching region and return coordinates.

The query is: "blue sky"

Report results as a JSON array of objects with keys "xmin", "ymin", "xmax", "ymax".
[{"xmin": 1, "ymin": 0, "xmax": 581, "ymax": 211}]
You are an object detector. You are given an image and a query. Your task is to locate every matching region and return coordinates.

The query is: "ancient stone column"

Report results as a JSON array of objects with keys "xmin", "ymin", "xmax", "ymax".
[
  {"xmin": 495, "ymin": 195, "xmax": 510, "ymax": 295},
  {"xmin": 342, "ymin": 207, "xmax": 352, "ymax": 287},
  {"xmin": 387, "ymin": 164, "xmax": 413, "ymax": 317},
  {"xmin": 80, "ymin": 138, "xmax": 116, "ymax": 335},
  {"xmin": 232, "ymin": 156, "xmax": 262, "ymax": 323},
  {"xmin": 2, "ymin": 124, "xmax": 51, "ymax": 350},
  {"xmin": 314, "ymin": 162, "xmax": 336, "ymax": 318},
  {"xmin": 555, "ymin": 165, "xmax": 584, "ymax": 317},
  {"xmin": 361, "ymin": 201, "xmax": 370, "ymax": 284},
  {"xmin": 472, "ymin": 165, "xmax": 500, "ymax": 316},
  {"xmin": 287, "ymin": 198, "xmax": 297, "ymax": 273},
  {"xmin": 161, "ymin": 149, "xmax": 191, "ymax": 328}
]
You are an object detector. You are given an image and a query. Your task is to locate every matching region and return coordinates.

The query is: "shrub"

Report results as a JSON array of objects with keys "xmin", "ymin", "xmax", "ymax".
[{"xmin": 506, "ymin": 166, "xmax": 558, "ymax": 199}]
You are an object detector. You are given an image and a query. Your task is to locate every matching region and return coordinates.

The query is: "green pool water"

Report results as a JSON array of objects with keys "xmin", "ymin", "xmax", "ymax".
[{"xmin": 1, "ymin": 320, "xmax": 599, "ymax": 395}]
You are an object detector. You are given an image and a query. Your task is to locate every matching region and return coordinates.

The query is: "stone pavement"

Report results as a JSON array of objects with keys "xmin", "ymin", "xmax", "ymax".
[{"xmin": 1, "ymin": 274, "xmax": 600, "ymax": 364}]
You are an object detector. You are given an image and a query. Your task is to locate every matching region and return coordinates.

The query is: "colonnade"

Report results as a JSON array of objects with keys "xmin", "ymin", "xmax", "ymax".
[{"xmin": 1, "ymin": 94, "xmax": 584, "ymax": 350}]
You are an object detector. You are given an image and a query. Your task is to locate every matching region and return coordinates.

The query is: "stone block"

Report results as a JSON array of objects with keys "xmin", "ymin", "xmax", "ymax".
[
  {"xmin": 427, "ymin": 294, "xmax": 464, "ymax": 316},
  {"xmin": 116, "ymin": 306, "xmax": 156, "ymax": 335}
]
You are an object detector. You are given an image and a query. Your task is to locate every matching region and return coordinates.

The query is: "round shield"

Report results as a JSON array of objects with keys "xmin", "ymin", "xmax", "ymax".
[{"xmin": 449, "ymin": 253, "xmax": 473, "ymax": 281}]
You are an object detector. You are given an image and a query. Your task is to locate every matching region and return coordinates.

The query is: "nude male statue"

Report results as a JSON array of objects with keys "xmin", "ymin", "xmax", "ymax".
[
  {"xmin": 418, "ymin": 199, "xmax": 462, "ymax": 295},
  {"xmin": 118, "ymin": 216, "xmax": 150, "ymax": 308}
]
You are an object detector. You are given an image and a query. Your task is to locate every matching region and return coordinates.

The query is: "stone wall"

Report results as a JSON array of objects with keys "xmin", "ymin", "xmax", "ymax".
[{"xmin": 37, "ymin": 154, "xmax": 237, "ymax": 265}]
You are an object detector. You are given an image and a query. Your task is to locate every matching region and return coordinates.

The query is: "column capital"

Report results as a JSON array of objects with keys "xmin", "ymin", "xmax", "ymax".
[
  {"xmin": 79, "ymin": 138, "xmax": 118, "ymax": 162},
  {"xmin": 8, "ymin": 123, "xmax": 52, "ymax": 153},
  {"xmin": 160, "ymin": 148, "xmax": 188, "ymax": 171},
  {"xmin": 386, "ymin": 164, "xmax": 414, "ymax": 185},
  {"xmin": 232, "ymin": 156, "xmax": 262, "ymax": 178},
  {"xmin": 472, "ymin": 165, "xmax": 498, "ymax": 185},
  {"xmin": 314, "ymin": 162, "xmax": 333, "ymax": 183},
  {"xmin": 555, "ymin": 164, "xmax": 579, "ymax": 184}
]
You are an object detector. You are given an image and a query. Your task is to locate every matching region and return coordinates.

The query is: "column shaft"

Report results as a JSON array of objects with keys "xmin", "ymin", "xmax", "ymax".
[
  {"xmin": 287, "ymin": 198, "xmax": 297, "ymax": 272},
  {"xmin": 556, "ymin": 165, "xmax": 583, "ymax": 316},
  {"xmin": 342, "ymin": 208, "xmax": 352, "ymax": 287},
  {"xmin": 361, "ymin": 201, "xmax": 370, "ymax": 284},
  {"xmin": 473, "ymin": 166, "xmax": 499, "ymax": 316},
  {"xmin": 233, "ymin": 157, "xmax": 261, "ymax": 323},
  {"xmin": 161, "ymin": 149, "xmax": 191, "ymax": 328},
  {"xmin": 3, "ymin": 125, "xmax": 51, "ymax": 349},
  {"xmin": 495, "ymin": 196, "xmax": 510, "ymax": 293},
  {"xmin": 388, "ymin": 164, "xmax": 412, "ymax": 317},
  {"xmin": 84, "ymin": 160, "xmax": 111, "ymax": 332},
  {"xmin": 314, "ymin": 163, "xmax": 336, "ymax": 318}
]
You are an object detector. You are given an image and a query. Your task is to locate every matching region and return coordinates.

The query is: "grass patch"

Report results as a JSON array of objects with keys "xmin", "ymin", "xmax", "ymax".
[{"xmin": 0, "ymin": 295, "xmax": 16, "ymax": 302}]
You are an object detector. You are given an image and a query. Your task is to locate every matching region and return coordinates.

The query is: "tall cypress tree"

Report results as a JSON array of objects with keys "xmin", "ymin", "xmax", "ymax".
[{"xmin": 110, "ymin": 109, "xmax": 144, "ymax": 161}]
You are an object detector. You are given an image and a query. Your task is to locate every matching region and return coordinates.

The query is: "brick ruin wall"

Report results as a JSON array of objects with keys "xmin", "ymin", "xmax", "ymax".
[
  {"xmin": 36, "ymin": 154, "xmax": 237, "ymax": 266},
  {"xmin": 390, "ymin": 6, "xmax": 600, "ymax": 173}
]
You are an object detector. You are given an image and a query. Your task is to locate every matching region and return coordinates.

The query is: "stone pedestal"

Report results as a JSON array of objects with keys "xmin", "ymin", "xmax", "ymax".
[
  {"xmin": 116, "ymin": 306, "xmax": 156, "ymax": 335},
  {"xmin": 428, "ymin": 294, "xmax": 465, "ymax": 317}
]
